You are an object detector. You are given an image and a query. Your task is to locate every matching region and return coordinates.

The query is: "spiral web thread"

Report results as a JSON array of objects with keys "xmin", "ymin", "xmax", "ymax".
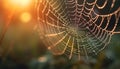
[{"xmin": 36, "ymin": 0, "xmax": 120, "ymax": 59}]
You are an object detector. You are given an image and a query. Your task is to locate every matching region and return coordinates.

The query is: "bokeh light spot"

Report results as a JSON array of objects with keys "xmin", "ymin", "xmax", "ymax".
[{"xmin": 20, "ymin": 12, "xmax": 31, "ymax": 23}]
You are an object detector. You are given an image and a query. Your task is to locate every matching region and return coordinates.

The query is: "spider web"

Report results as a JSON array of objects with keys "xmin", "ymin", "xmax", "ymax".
[{"xmin": 36, "ymin": 0, "xmax": 120, "ymax": 59}]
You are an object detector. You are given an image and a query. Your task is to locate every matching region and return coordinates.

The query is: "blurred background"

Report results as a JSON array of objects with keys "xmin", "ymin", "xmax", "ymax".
[{"xmin": 0, "ymin": 0, "xmax": 120, "ymax": 69}]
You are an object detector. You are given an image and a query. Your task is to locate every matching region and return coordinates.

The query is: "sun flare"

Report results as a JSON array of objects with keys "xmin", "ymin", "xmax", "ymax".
[
  {"xmin": 3, "ymin": 0, "xmax": 32, "ymax": 9},
  {"xmin": 9, "ymin": 0, "xmax": 31, "ymax": 6}
]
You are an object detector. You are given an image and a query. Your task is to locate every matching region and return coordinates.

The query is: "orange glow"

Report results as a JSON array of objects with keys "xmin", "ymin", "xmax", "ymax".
[
  {"xmin": 9, "ymin": 0, "xmax": 31, "ymax": 7},
  {"xmin": 20, "ymin": 12, "xmax": 31, "ymax": 23},
  {"xmin": 3, "ymin": 0, "xmax": 32, "ymax": 10}
]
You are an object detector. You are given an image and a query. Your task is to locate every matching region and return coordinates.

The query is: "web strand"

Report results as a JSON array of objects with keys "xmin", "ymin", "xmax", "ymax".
[{"xmin": 36, "ymin": 0, "xmax": 120, "ymax": 59}]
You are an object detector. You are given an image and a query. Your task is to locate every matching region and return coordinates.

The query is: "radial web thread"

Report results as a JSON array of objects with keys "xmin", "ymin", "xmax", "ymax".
[{"xmin": 36, "ymin": 0, "xmax": 120, "ymax": 59}]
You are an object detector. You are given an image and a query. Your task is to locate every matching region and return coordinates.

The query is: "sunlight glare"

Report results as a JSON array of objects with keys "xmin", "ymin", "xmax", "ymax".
[
  {"xmin": 4, "ymin": 0, "xmax": 32, "ymax": 9},
  {"xmin": 10, "ymin": 0, "xmax": 31, "ymax": 7}
]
